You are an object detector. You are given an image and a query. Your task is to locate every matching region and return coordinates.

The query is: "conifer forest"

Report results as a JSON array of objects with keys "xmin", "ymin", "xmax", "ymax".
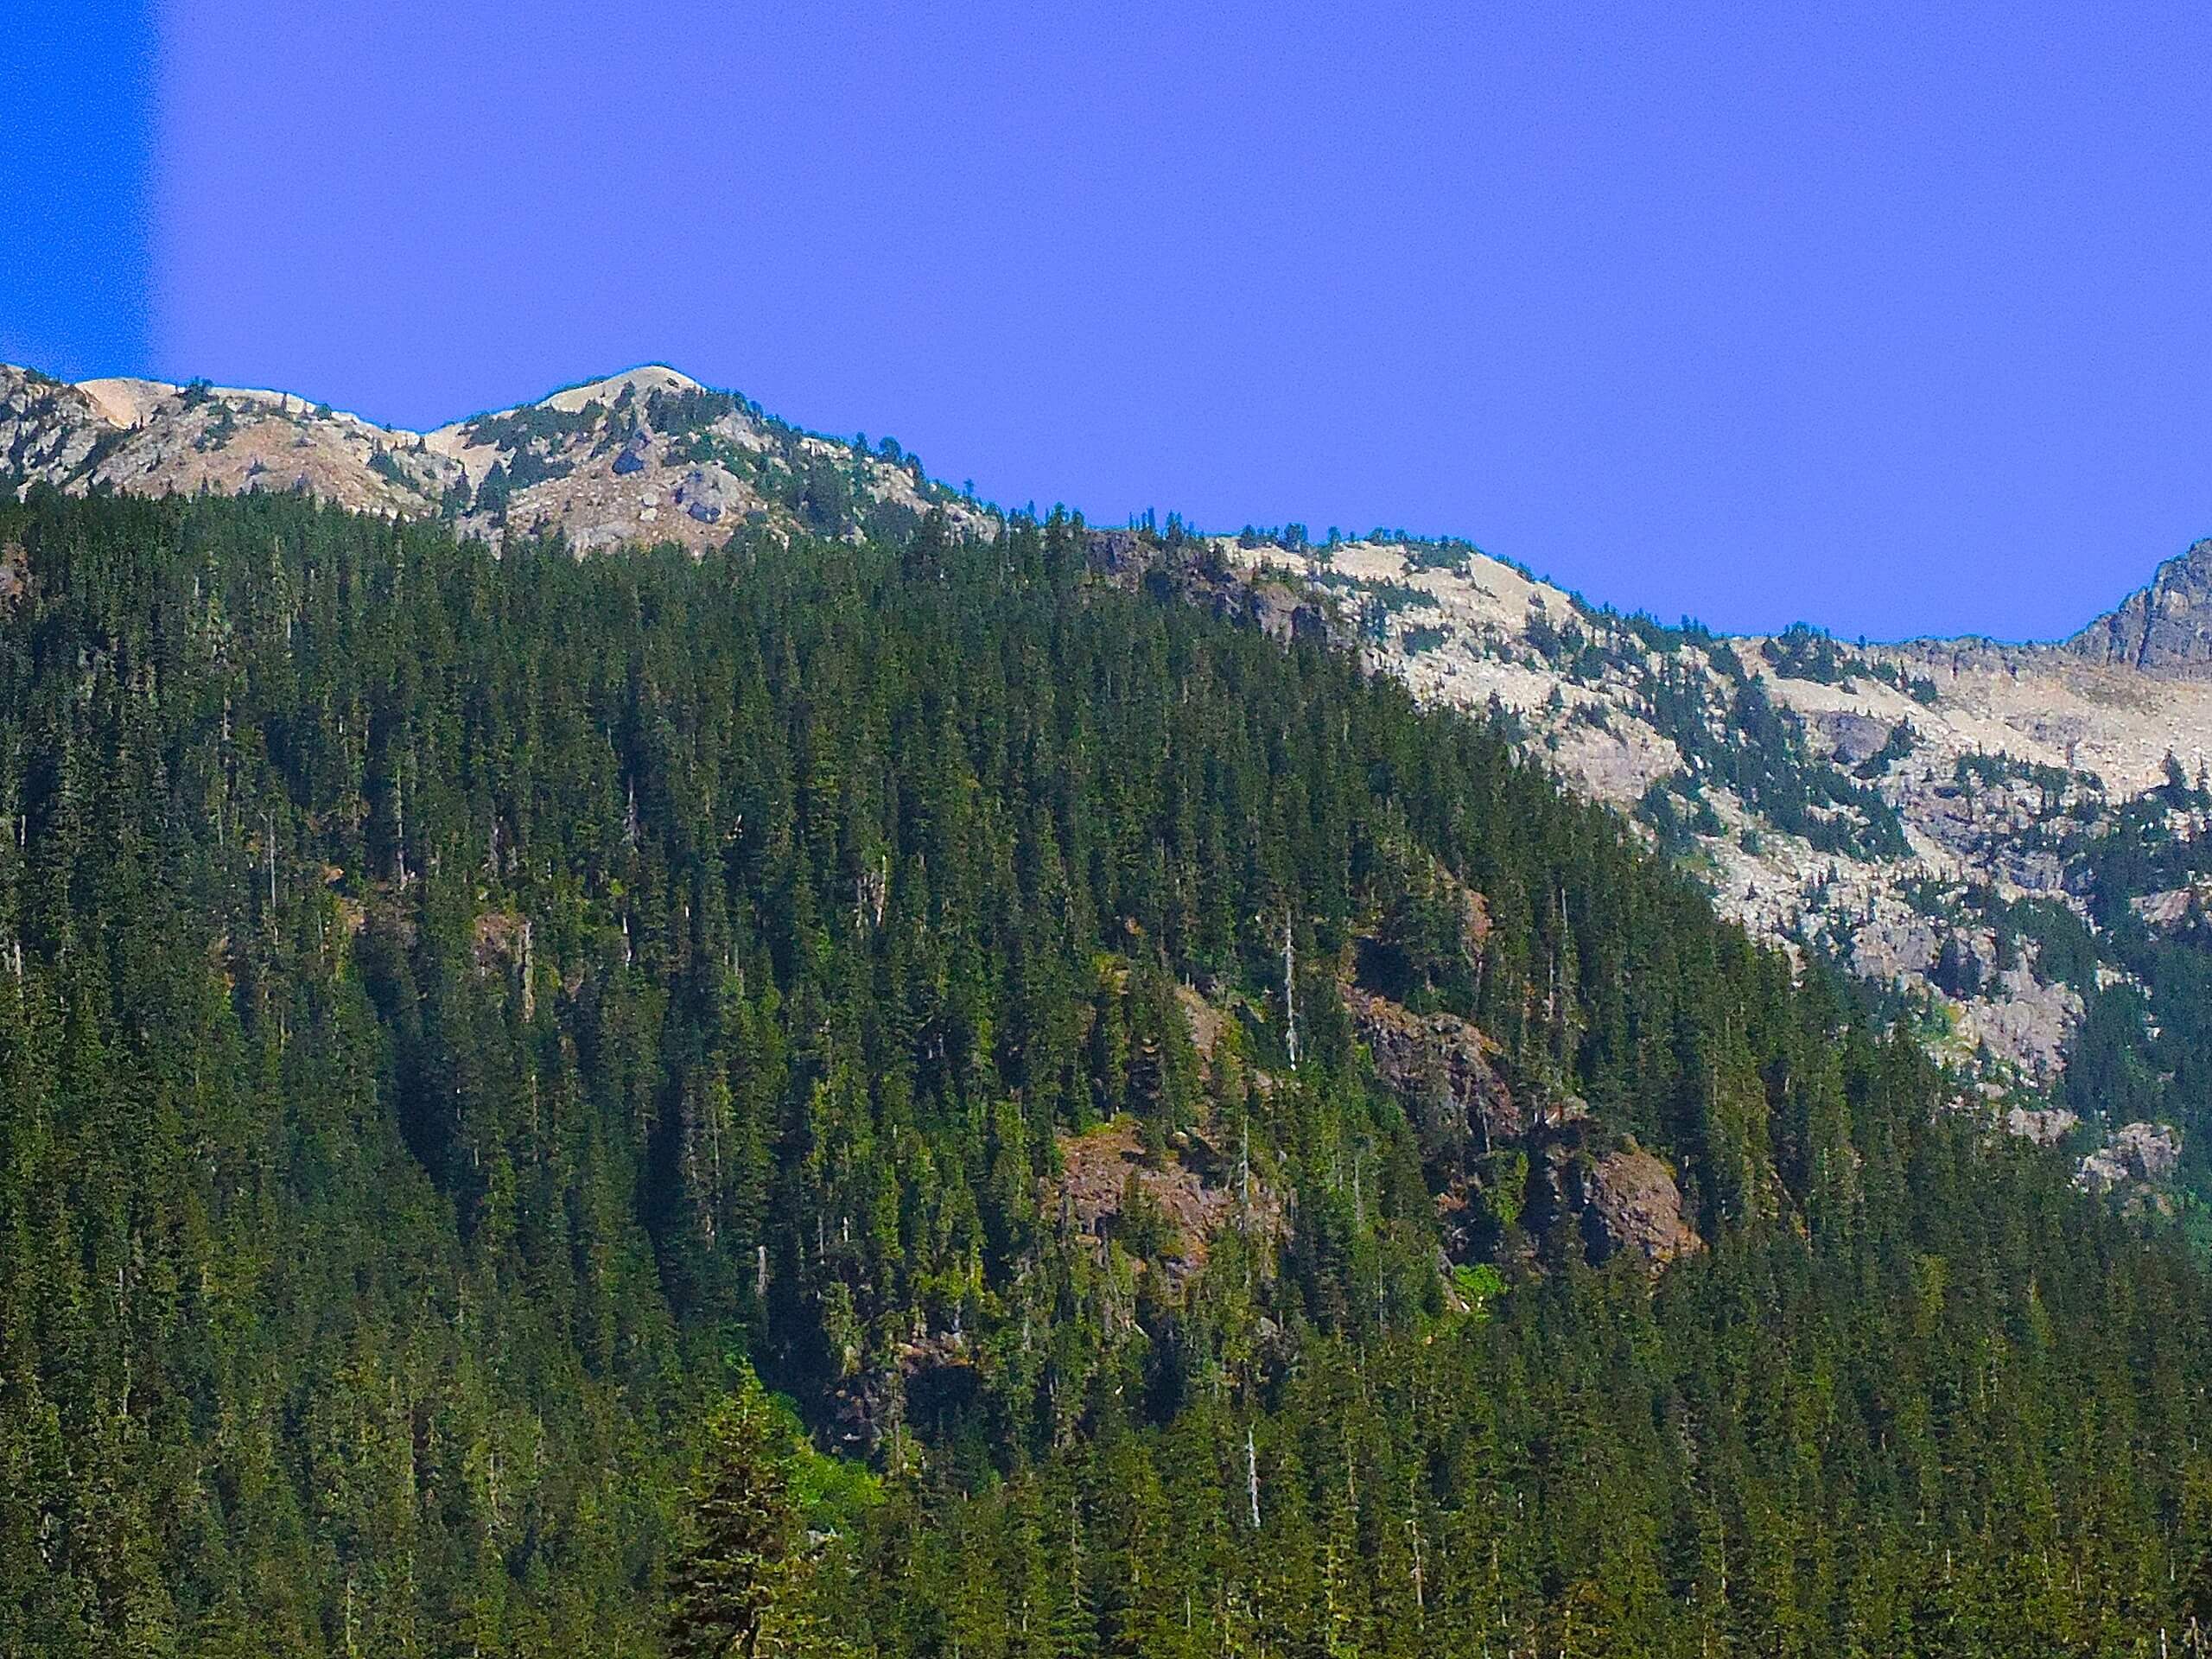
[{"xmin": 4, "ymin": 487, "xmax": 2211, "ymax": 1657}]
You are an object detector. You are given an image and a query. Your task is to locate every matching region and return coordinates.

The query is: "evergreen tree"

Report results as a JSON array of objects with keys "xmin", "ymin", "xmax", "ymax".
[{"xmin": 669, "ymin": 1372, "xmax": 804, "ymax": 1659}]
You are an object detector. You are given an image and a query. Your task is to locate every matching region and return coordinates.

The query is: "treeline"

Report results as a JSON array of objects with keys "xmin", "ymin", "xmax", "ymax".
[{"xmin": 0, "ymin": 488, "xmax": 2206, "ymax": 1656}]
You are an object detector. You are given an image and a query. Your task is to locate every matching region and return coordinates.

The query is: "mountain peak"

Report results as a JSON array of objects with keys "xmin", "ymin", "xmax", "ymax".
[
  {"xmin": 1, "ymin": 359, "xmax": 995, "ymax": 552},
  {"xmin": 532, "ymin": 364, "xmax": 708, "ymax": 416},
  {"xmin": 2067, "ymin": 537, "xmax": 2212, "ymax": 671}
]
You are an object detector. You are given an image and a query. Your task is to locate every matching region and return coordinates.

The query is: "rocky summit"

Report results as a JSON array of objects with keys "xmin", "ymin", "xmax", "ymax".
[{"xmin": 2067, "ymin": 536, "xmax": 2212, "ymax": 671}]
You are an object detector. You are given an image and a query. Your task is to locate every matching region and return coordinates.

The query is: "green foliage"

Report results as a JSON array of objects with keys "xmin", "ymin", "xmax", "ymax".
[
  {"xmin": 1761, "ymin": 620, "xmax": 1847, "ymax": 683},
  {"xmin": 1638, "ymin": 652, "xmax": 1910, "ymax": 860},
  {"xmin": 1112, "ymin": 1170, "xmax": 1185, "ymax": 1262},
  {"xmin": 1955, "ymin": 747, "xmax": 2072, "ymax": 796},
  {"xmin": 1446, "ymin": 1260, "xmax": 1504, "ymax": 1321},
  {"xmin": 1858, "ymin": 657, "xmax": 1942, "ymax": 704},
  {"xmin": 472, "ymin": 455, "xmax": 513, "ymax": 516},
  {"xmin": 1637, "ymin": 773, "xmax": 1724, "ymax": 853},
  {"xmin": 1480, "ymin": 1147, "xmax": 1529, "ymax": 1230},
  {"xmin": 2023, "ymin": 779, "xmax": 2212, "ymax": 1198},
  {"xmin": 193, "ymin": 398, "xmax": 238, "ymax": 452},
  {"xmin": 461, "ymin": 399, "xmax": 596, "ymax": 452}
]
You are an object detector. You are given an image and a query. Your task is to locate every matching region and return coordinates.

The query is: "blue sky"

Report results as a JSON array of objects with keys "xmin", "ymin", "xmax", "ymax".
[
  {"xmin": 8, "ymin": 2, "xmax": 2212, "ymax": 640},
  {"xmin": 5, "ymin": 0, "xmax": 155, "ymax": 379}
]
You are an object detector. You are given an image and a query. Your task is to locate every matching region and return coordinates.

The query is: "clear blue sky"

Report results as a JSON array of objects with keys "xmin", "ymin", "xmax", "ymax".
[{"xmin": 8, "ymin": 2, "xmax": 2212, "ymax": 641}]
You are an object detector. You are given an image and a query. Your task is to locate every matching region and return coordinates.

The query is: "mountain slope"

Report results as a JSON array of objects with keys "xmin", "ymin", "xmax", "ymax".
[
  {"xmin": 6, "ymin": 487, "xmax": 2212, "ymax": 1655},
  {"xmin": 1209, "ymin": 535, "xmax": 2212, "ymax": 1128},
  {"xmin": 9, "ymin": 357, "xmax": 2212, "ymax": 1194}
]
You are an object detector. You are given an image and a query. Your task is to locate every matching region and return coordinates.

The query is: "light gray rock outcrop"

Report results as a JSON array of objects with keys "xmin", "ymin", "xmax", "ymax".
[{"xmin": 2069, "ymin": 539, "xmax": 2212, "ymax": 672}]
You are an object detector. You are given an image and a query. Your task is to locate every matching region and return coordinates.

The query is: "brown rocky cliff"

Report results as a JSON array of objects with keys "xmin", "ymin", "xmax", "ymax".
[{"xmin": 1344, "ymin": 985, "xmax": 1520, "ymax": 1154}]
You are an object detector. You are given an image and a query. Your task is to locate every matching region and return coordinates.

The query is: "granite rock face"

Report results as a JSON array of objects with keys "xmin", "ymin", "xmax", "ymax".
[
  {"xmin": 1082, "ymin": 530, "xmax": 1338, "ymax": 646},
  {"xmin": 2113, "ymin": 1120, "xmax": 2183, "ymax": 1184},
  {"xmin": 16, "ymin": 351, "xmax": 2212, "ymax": 1160},
  {"xmin": 0, "ymin": 367, "xmax": 107, "ymax": 479},
  {"xmin": 610, "ymin": 428, "xmax": 652, "ymax": 475},
  {"xmin": 674, "ymin": 465, "xmax": 732, "ymax": 524},
  {"xmin": 2069, "ymin": 539, "xmax": 2212, "ymax": 671}
]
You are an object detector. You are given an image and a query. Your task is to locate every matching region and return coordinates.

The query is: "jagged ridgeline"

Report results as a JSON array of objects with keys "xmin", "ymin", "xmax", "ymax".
[{"xmin": 3, "ymin": 488, "xmax": 2210, "ymax": 1657}]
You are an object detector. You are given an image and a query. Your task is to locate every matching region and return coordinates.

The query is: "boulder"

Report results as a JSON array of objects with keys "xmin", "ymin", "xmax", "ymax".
[
  {"xmin": 1083, "ymin": 528, "xmax": 1145, "ymax": 575},
  {"xmin": 1580, "ymin": 1146, "xmax": 1702, "ymax": 1268},
  {"xmin": 2113, "ymin": 1120, "xmax": 2181, "ymax": 1183},
  {"xmin": 673, "ymin": 465, "xmax": 731, "ymax": 524},
  {"xmin": 611, "ymin": 426, "xmax": 653, "ymax": 476},
  {"xmin": 1245, "ymin": 581, "xmax": 1327, "ymax": 644},
  {"xmin": 2076, "ymin": 1121, "xmax": 2182, "ymax": 1195},
  {"xmin": 1810, "ymin": 709, "xmax": 1895, "ymax": 766},
  {"xmin": 2002, "ymin": 1105, "xmax": 2078, "ymax": 1147},
  {"xmin": 1345, "ymin": 987, "xmax": 1519, "ymax": 1153}
]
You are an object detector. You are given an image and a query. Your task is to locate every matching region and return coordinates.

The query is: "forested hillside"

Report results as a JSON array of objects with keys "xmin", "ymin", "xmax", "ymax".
[{"xmin": 3, "ymin": 490, "xmax": 2210, "ymax": 1657}]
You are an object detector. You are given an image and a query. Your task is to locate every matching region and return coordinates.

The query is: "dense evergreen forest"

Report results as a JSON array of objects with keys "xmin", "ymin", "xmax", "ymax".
[{"xmin": 3, "ymin": 488, "xmax": 2212, "ymax": 1657}]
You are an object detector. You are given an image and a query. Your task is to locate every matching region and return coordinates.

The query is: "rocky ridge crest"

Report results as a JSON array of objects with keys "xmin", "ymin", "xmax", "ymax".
[{"xmin": 1, "ymin": 362, "xmax": 998, "ymax": 552}]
